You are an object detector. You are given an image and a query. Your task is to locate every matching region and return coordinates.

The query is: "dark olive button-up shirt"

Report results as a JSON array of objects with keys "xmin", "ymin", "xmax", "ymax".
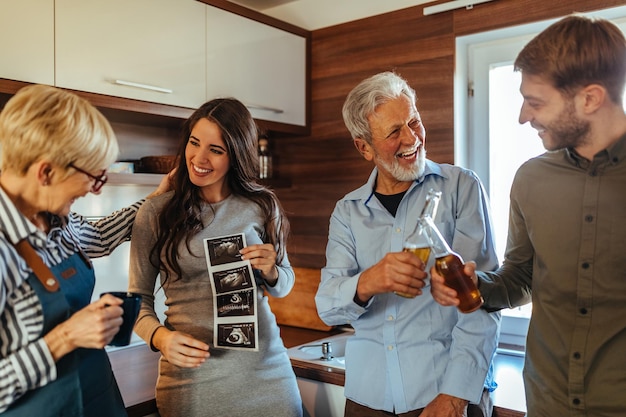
[{"xmin": 478, "ymin": 133, "xmax": 626, "ymax": 416}]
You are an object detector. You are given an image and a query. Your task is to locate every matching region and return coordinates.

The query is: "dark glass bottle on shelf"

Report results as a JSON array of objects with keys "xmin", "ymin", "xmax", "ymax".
[
  {"xmin": 258, "ymin": 138, "xmax": 273, "ymax": 179},
  {"xmin": 399, "ymin": 189, "xmax": 441, "ymax": 298},
  {"xmin": 421, "ymin": 208, "xmax": 484, "ymax": 314}
]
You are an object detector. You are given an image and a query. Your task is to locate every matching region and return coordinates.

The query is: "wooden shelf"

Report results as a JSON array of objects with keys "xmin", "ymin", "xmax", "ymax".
[
  {"xmin": 108, "ymin": 173, "xmax": 292, "ymax": 188},
  {"xmin": 108, "ymin": 172, "xmax": 165, "ymax": 186},
  {"xmin": 0, "ymin": 78, "xmax": 308, "ymax": 135},
  {"xmin": 0, "ymin": 79, "xmax": 192, "ymax": 129}
]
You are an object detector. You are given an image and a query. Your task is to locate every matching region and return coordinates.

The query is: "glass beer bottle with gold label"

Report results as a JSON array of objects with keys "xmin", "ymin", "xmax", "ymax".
[{"xmin": 399, "ymin": 189, "xmax": 441, "ymax": 298}]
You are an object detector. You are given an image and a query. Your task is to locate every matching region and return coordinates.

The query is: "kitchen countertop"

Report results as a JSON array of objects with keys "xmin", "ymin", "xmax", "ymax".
[
  {"xmin": 284, "ymin": 328, "xmax": 526, "ymax": 417},
  {"xmin": 109, "ymin": 325, "xmax": 525, "ymax": 417}
]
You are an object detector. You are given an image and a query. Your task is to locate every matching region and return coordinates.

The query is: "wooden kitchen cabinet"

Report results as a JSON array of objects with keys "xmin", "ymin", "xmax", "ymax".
[
  {"xmin": 0, "ymin": 0, "xmax": 54, "ymax": 85},
  {"xmin": 205, "ymin": 5, "xmax": 307, "ymax": 128},
  {"xmin": 55, "ymin": 0, "xmax": 206, "ymax": 109}
]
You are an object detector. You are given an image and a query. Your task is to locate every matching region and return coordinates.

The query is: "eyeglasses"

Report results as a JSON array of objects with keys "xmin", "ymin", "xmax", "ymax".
[{"xmin": 69, "ymin": 163, "xmax": 108, "ymax": 192}]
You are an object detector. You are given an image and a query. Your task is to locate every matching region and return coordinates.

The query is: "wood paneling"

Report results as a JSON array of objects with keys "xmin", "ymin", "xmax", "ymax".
[
  {"xmin": 278, "ymin": 3, "xmax": 457, "ymax": 268},
  {"xmin": 273, "ymin": 0, "xmax": 621, "ymax": 331},
  {"xmin": 277, "ymin": 0, "xmax": 621, "ymax": 271},
  {"xmin": 452, "ymin": 0, "xmax": 626, "ymax": 36},
  {"xmin": 267, "ymin": 267, "xmax": 332, "ymax": 331},
  {"xmin": 493, "ymin": 408, "xmax": 525, "ymax": 417}
]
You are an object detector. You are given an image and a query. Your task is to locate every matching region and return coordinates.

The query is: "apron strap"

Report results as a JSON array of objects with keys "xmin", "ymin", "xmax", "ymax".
[{"xmin": 14, "ymin": 239, "xmax": 60, "ymax": 292}]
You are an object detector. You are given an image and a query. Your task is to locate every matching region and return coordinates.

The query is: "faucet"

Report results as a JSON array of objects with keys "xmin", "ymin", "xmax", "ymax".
[{"xmin": 299, "ymin": 341, "xmax": 334, "ymax": 360}]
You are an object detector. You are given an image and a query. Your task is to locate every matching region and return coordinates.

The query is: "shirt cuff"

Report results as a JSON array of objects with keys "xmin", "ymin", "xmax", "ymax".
[
  {"xmin": 10, "ymin": 338, "xmax": 57, "ymax": 393},
  {"xmin": 352, "ymin": 292, "xmax": 371, "ymax": 307}
]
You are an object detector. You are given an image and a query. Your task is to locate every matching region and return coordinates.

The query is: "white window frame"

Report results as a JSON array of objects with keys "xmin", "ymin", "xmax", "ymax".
[{"xmin": 454, "ymin": 5, "xmax": 626, "ymax": 348}]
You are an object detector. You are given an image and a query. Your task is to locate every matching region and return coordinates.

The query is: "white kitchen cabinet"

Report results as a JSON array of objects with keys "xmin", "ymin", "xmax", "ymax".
[
  {"xmin": 297, "ymin": 377, "xmax": 346, "ymax": 417},
  {"xmin": 206, "ymin": 6, "xmax": 307, "ymax": 127},
  {"xmin": 55, "ymin": 0, "xmax": 206, "ymax": 109},
  {"xmin": 0, "ymin": 0, "xmax": 54, "ymax": 85}
]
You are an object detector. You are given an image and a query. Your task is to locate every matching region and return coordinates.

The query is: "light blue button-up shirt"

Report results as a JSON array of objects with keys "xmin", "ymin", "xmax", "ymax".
[{"xmin": 316, "ymin": 160, "xmax": 501, "ymax": 413}]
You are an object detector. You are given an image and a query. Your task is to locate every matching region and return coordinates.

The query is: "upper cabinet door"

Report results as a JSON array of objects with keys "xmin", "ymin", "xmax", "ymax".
[
  {"xmin": 0, "ymin": 0, "xmax": 54, "ymax": 85},
  {"xmin": 55, "ymin": 0, "xmax": 206, "ymax": 109},
  {"xmin": 206, "ymin": 6, "xmax": 307, "ymax": 127}
]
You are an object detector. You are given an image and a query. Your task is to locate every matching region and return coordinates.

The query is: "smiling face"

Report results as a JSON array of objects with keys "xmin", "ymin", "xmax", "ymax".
[
  {"xmin": 518, "ymin": 73, "xmax": 590, "ymax": 152},
  {"xmin": 26, "ymin": 162, "xmax": 104, "ymax": 219},
  {"xmin": 185, "ymin": 118, "xmax": 231, "ymax": 202},
  {"xmin": 356, "ymin": 94, "xmax": 426, "ymax": 193},
  {"xmin": 57, "ymin": 170, "xmax": 102, "ymax": 215}
]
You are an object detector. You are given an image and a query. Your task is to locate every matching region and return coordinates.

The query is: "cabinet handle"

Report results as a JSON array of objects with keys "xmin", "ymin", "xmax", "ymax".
[
  {"xmin": 112, "ymin": 79, "xmax": 173, "ymax": 94},
  {"xmin": 245, "ymin": 103, "xmax": 284, "ymax": 114}
]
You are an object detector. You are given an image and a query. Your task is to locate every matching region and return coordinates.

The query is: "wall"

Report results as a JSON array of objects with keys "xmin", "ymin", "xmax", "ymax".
[
  {"xmin": 273, "ymin": 0, "xmax": 625, "ymax": 270},
  {"xmin": 267, "ymin": 0, "xmax": 622, "ymax": 326}
]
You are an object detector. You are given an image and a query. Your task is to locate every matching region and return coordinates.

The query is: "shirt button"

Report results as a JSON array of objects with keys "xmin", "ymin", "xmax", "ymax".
[
  {"xmin": 573, "ymin": 352, "xmax": 581, "ymax": 359},
  {"xmin": 387, "ymin": 345, "xmax": 394, "ymax": 351},
  {"xmin": 579, "ymin": 308, "xmax": 588, "ymax": 315},
  {"xmin": 396, "ymin": 228, "xmax": 402, "ymax": 233},
  {"xmin": 581, "ymin": 262, "xmax": 590, "ymax": 269},
  {"xmin": 573, "ymin": 398, "xmax": 581, "ymax": 405},
  {"xmin": 387, "ymin": 315, "xmax": 394, "ymax": 321},
  {"xmin": 584, "ymin": 215, "xmax": 593, "ymax": 222}
]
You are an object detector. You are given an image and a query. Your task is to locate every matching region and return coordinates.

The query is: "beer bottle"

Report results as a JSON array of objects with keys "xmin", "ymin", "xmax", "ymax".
[
  {"xmin": 421, "ymin": 212, "xmax": 484, "ymax": 313},
  {"xmin": 258, "ymin": 138, "xmax": 273, "ymax": 179},
  {"xmin": 399, "ymin": 189, "xmax": 441, "ymax": 298}
]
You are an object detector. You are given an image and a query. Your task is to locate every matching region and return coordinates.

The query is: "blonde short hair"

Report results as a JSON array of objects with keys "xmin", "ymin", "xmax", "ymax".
[{"xmin": 0, "ymin": 84, "xmax": 118, "ymax": 177}]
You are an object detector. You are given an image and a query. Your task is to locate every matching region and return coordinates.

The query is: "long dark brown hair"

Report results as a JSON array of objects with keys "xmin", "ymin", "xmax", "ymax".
[{"xmin": 152, "ymin": 98, "xmax": 290, "ymax": 281}]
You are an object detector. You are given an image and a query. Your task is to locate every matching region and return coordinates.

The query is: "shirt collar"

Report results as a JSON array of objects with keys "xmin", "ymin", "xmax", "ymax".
[
  {"xmin": 565, "ymin": 132, "xmax": 626, "ymax": 169},
  {"xmin": 606, "ymin": 131, "xmax": 626, "ymax": 164},
  {"xmin": 345, "ymin": 159, "xmax": 447, "ymax": 205},
  {"xmin": 0, "ymin": 186, "xmax": 46, "ymax": 244}
]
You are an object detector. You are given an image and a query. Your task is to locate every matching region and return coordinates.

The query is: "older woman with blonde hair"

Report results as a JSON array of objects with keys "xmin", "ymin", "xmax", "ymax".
[{"xmin": 0, "ymin": 84, "xmax": 168, "ymax": 416}]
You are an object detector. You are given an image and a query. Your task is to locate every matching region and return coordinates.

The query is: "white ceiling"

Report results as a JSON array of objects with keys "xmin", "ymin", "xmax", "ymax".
[
  {"xmin": 228, "ymin": 0, "xmax": 436, "ymax": 30},
  {"xmin": 229, "ymin": 0, "xmax": 298, "ymax": 10}
]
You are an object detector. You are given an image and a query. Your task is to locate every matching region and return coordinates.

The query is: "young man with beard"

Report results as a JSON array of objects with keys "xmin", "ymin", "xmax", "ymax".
[
  {"xmin": 429, "ymin": 14, "xmax": 626, "ymax": 416},
  {"xmin": 315, "ymin": 71, "xmax": 501, "ymax": 417}
]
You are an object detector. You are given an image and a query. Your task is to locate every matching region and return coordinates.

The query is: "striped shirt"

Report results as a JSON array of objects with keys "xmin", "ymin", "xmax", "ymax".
[{"xmin": 0, "ymin": 186, "xmax": 142, "ymax": 412}]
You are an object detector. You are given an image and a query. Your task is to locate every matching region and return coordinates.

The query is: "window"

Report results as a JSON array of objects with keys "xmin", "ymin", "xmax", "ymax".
[{"xmin": 455, "ymin": 5, "xmax": 626, "ymax": 347}]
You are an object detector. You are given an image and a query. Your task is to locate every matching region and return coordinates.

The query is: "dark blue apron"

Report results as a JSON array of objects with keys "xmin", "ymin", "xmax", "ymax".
[{"xmin": 3, "ymin": 247, "xmax": 127, "ymax": 417}]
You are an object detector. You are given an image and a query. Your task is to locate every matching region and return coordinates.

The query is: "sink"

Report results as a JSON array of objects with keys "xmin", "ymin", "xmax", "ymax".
[{"xmin": 287, "ymin": 330, "xmax": 354, "ymax": 370}]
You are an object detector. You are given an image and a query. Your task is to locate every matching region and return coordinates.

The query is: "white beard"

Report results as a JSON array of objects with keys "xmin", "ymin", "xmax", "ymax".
[{"xmin": 375, "ymin": 146, "xmax": 426, "ymax": 182}]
